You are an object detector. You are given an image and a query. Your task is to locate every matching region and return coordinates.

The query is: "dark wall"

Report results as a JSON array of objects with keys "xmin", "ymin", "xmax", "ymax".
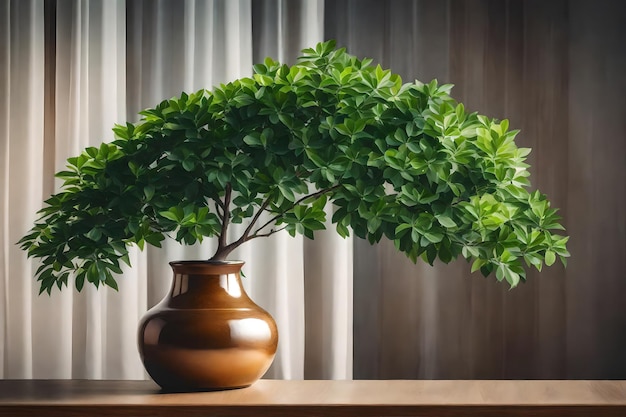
[{"xmin": 326, "ymin": 0, "xmax": 626, "ymax": 379}]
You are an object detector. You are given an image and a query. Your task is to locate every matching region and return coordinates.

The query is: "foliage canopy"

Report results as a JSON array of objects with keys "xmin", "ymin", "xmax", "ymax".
[{"xmin": 20, "ymin": 40, "xmax": 569, "ymax": 294}]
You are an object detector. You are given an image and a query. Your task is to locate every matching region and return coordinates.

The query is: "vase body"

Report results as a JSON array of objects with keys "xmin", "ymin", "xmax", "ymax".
[{"xmin": 137, "ymin": 261, "xmax": 278, "ymax": 391}]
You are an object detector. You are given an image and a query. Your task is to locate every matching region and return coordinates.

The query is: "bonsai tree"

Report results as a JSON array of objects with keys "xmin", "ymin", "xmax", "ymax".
[{"xmin": 20, "ymin": 40, "xmax": 569, "ymax": 294}]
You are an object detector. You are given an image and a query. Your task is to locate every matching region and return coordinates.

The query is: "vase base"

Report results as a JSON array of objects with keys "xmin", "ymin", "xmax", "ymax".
[{"xmin": 158, "ymin": 383, "xmax": 252, "ymax": 393}]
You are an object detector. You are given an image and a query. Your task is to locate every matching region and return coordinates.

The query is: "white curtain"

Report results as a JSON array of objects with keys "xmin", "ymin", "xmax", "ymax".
[
  {"xmin": 0, "ymin": 0, "xmax": 45, "ymax": 378},
  {"xmin": 0, "ymin": 0, "xmax": 352, "ymax": 380}
]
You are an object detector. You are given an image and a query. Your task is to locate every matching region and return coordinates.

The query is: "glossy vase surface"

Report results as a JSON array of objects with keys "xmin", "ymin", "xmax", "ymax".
[{"xmin": 137, "ymin": 261, "xmax": 278, "ymax": 391}]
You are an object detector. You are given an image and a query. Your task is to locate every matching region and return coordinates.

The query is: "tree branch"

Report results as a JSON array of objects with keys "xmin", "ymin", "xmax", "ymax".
[
  {"xmin": 241, "ymin": 198, "xmax": 271, "ymax": 242},
  {"xmin": 210, "ymin": 195, "xmax": 271, "ymax": 260},
  {"xmin": 216, "ymin": 183, "xmax": 232, "ymax": 253},
  {"xmin": 255, "ymin": 184, "xmax": 340, "ymax": 234},
  {"xmin": 245, "ymin": 226, "xmax": 288, "ymax": 241},
  {"xmin": 209, "ymin": 184, "xmax": 340, "ymax": 261},
  {"xmin": 214, "ymin": 197, "xmax": 225, "ymax": 219}
]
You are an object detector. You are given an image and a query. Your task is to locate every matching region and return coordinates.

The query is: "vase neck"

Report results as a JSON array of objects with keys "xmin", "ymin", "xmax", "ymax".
[{"xmin": 166, "ymin": 261, "xmax": 250, "ymax": 309}]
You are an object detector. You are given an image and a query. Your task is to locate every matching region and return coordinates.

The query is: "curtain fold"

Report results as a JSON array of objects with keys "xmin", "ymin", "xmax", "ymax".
[
  {"xmin": 1, "ymin": 0, "xmax": 352, "ymax": 380},
  {"xmin": 53, "ymin": 0, "xmax": 141, "ymax": 379},
  {"xmin": 0, "ymin": 0, "xmax": 45, "ymax": 378}
]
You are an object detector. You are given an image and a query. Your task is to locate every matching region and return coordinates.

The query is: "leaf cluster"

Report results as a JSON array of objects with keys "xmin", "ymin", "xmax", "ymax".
[{"xmin": 19, "ymin": 40, "xmax": 569, "ymax": 293}]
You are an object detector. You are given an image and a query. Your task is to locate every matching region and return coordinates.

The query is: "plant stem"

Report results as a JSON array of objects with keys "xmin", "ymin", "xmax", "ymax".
[
  {"xmin": 214, "ymin": 197, "xmax": 226, "ymax": 221},
  {"xmin": 241, "ymin": 198, "xmax": 272, "ymax": 241},
  {"xmin": 213, "ymin": 183, "xmax": 232, "ymax": 260},
  {"xmin": 248, "ymin": 225, "xmax": 288, "ymax": 240}
]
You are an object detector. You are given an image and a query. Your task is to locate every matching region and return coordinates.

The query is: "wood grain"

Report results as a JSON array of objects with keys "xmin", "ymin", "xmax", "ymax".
[{"xmin": 1, "ymin": 380, "xmax": 626, "ymax": 417}]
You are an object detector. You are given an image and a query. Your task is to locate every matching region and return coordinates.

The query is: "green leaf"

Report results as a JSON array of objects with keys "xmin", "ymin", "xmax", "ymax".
[
  {"xmin": 144, "ymin": 185, "xmax": 155, "ymax": 201},
  {"xmin": 75, "ymin": 272, "xmax": 86, "ymax": 292},
  {"xmin": 105, "ymin": 273, "xmax": 119, "ymax": 291},
  {"xmin": 423, "ymin": 245, "xmax": 437, "ymax": 265},
  {"xmin": 86, "ymin": 228, "xmax": 102, "ymax": 242},
  {"xmin": 182, "ymin": 159, "xmax": 195, "ymax": 171},
  {"xmin": 504, "ymin": 268, "xmax": 520, "ymax": 288},
  {"xmin": 395, "ymin": 223, "xmax": 412, "ymax": 237},
  {"xmin": 545, "ymin": 250, "xmax": 556, "ymax": 266},
  {"xmin": 144, "ymin": 233, "xmax": 164, "ymax": 248},
  {"xmin": 422, "ymin": 231, "xmax": 444, "ymax": 244},
  {"xmin": 243, "ymin": 134, "xmax": 261, "ymax": 146},
  {"xmin": 436, "ymin": 215, "xmax": 457, "ymax": 228},
  {"xmin": 471, "ymin": 259, "xmax": 486, "ymax": 273},
  {"xmin": 495, "ymin": 264, "xmax": 506, "ymax": 282},
  {"xmin": 160, "ymin": 210, "xmax": 180, "ymax": 222}
]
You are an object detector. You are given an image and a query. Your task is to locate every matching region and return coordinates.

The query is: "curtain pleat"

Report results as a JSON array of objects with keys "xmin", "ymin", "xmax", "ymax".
[
  {"xmin": 54, "ymin": 0, "xmax": 143, "ymax": 379},
  {"xmin": 0, "ymin": 0, "xmax": 45, "ymax": 378},
  {"xmin": 250, "ymin": 0, "xmax": 353, "ymax": 381},
  {"xmin": 1, "ymin": 0, "xmax": 352, "ymax": 380}
]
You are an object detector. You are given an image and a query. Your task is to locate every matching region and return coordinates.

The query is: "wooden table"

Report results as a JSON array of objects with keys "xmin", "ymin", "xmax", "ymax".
[{"xmin": 1, "ymin": 379, "xmax": 625, "ymax": 416}]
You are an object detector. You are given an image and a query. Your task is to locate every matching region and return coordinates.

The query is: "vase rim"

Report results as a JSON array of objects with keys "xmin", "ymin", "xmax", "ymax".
[
  {"xmin": 168, "ymin": 260, "xmax": 245, "ymax": 275},
  {"xmin": 169, "ymin": 260, "xmax": 245, "ymax": 266}
]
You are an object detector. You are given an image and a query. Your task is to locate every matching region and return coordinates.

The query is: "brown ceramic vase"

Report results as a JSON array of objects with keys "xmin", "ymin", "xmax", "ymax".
[{"xmin": 137, "ymin": 260, "xmax": 278, "ymax": 391}]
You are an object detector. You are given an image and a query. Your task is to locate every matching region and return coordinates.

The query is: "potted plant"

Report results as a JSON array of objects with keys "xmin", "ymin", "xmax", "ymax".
[{"xmin": 19, "ymin": 41, "xmax": 569, "ymax": 390}]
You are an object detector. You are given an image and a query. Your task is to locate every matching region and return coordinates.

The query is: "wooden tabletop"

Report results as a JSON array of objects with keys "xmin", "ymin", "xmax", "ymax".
[{"xmin": 1, "ymin": 379, "xmax": 625, "ymax": 416}]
